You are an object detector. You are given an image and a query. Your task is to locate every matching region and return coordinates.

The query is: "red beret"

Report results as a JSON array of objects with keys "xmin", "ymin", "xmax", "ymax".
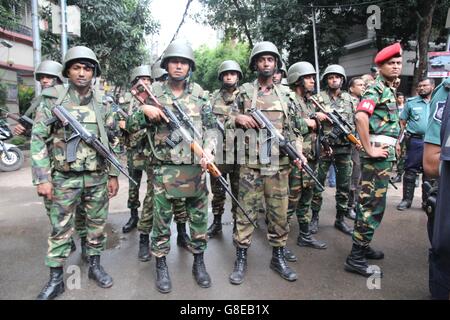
[{"xmin": 374, "ymin": 43, "xmax": 402, "ymax": 65}]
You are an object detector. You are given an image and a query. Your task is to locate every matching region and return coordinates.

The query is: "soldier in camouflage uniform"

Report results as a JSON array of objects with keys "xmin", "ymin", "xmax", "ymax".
[
  {"xmin": 126, "ymin": 40, "xmax": 216, "ymax": 293},
  {"xmin": 310, "ymin": 64, "xmax": 357, "ymax": 236},
  {"xmin": 151, "ymin": 60, "xmax": 168, "ymax": 82},
  {"xmin": 225, "ymin": 41, "xmax": 309, "ymax": 284},
  {"xmin": 287, "ymin": 61, "xmax": 328, "ymax": 251},
  {"xmin": 207, "ymin": 60, "xmax": 242, "ymax": 238},
  {"xmin": 344, "ymin": 43, "xmax": 402, "ymax": 277},
  {"xmin": 32, "ymin": 46, "xmax": 119, "ymax": 299},
  {"xmin": 273, "ymin": 61, "xmax": 287, "ymax": 85}
]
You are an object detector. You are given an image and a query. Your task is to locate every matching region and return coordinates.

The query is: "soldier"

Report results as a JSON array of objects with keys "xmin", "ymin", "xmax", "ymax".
[
  {"xmin": 32, "ymin": 46, "xmax": 118, "ymax": 299},
  {"xmin": 310, "ymin": 64, "xmax": 357, "ymax": 236},
  {"xmin": 126, "ymin": 40, "xmax": 216, "ymax": 293},
  {"xmin": 287, "ymin": 61, "xmax": 328, "ymax": 251},
  {"xmin": 207, "ymin": 60, "xmax": 242, "ymax": 238},
  {"xmin": 151, "ymin": 60, "xmax": 168, "ymax": 82},
  {"xmin": 344, "ymin": 42, "xmax": 402, "ymax": 277},
  {"xmin": 423, "ymin": 76, "xmax": 450, "ymax": 299},
  {"xmin": 396, "ymin": 79, "xmax": 435, "ymax": 211},
  {"xmin": 225, "ymin": 41, "xmax": 308, "ymax": 284},
  {"xmin": 347, "ymin": 77, "xmax": 366, "ymax": 219},
  {"xmin": 273, "ymin": 61, "xmax": 287, "ymax": 85},
  {"xmin": 122, "ymin": 65, "xmax": 153, "ymax": 234},
  {"xmin": 392, "ymin": 91, "xmax": 406, "ymax": 183}
]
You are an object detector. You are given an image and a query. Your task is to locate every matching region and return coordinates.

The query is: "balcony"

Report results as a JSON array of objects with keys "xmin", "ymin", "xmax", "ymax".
[{"xmin": 0, "ymin": 22, "xmax": 32, "ymax": 37}]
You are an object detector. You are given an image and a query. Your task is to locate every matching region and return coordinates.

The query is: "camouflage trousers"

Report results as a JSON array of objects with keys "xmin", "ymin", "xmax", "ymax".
[
  {"xmin": 137, "ymin": 165, "xmax": 188, "ymax": 235},
  {"xmin": 352, "ymin": 158, "xmax": 393, "ymax": 247},
  {"xmin": 211, "ymin": 163, "xmax": 240, "ymax": 217},
  {"xmin": 44, "ymin": 198, "xmax": 87, "ymax": 238},
  {"xmin": 288, "ymin": 161, "xmax": 318, "ymax": 225},
  {"xmin": 311, "ymin": 153, "xmax": 352, "ymax": 215},
  {"xmin": 396, "ymin": 139, "xmax": 407, "ymax": 176},
  {"xmin": 45, "ymin": 171, "xmax": 109, "ymax": 268},
  {"xmin": 233, "ymin": 166, "xmax": 290, "ymax": 248},
  {"xmin": 127, "ymin": 166, "xmax": 144, "ymax": 210},
  {"xmin": 151, "ymin": 165, "xmax": 208, "ymax": 257}
]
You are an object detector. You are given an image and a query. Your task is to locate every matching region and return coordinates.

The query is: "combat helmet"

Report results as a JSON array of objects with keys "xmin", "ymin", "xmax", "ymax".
[
  {"xmin": 217, "ymin": 60, "xmax": 243, "ymax": 81},
  {"xmin": 130, "ymin": 65, "xmax": 152, "ymax": 83},
  {"xmin": 287, "ymin": 62, "xmax": 316, "ymax": 85},
  {"xmin": 321, "ymin": 64, "xmax": 346, "ymax": 83},
  {"xmin": 161, "ymin": 40, "xmax": 196, "ymax": 71},
  {"xmin": 248, "ymin": 41, "xmax": 282, "ymax": 71},
  {"xmin": 35, "ymin": 60, "xmax": 64, "ymax": 83},
  {"xmin": 62, "ymin": 46, "xmax": 101, "ymax": 77},
  {"xmin": 151, "ymin": 60, "xmax": 168, "ymax": 80}
]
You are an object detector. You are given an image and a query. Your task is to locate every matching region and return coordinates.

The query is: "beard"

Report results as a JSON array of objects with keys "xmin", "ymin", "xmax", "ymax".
[{"xmin": 258, "ymin": 69, "xmax": 275, "ymax": 78}]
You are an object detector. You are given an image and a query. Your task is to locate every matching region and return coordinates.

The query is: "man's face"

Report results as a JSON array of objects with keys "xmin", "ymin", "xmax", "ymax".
[
  {"xmin": 273, "ymin": 71, "xmax": 283, "ymax": 84},
  {"xmin": 256, "ymin": 54, "xmax": 276, "ymax": 78},
  {"xmin": 302, "ymin": 74, "xmax": 315, "ymax": 92},
  {"xmin": 350, "ymin": 79, "xmax": 366, "ymax": 97},
  {"xmin": 167, "ymin": 57, "xmax": 190, "ymax": 80},
  {"xmin": 139, "ymin": 76, "xmax": 152, "ymax": 86},
  {"xmin": 67, "ymin": 62, "xmax": 94, "ymax": 88},
  {"xmin": 396, "ymin": 95, "xmax": 405, "ymax": 105},
  {"xmin": 39, "ymin": 75, "xmax": 57, "ymax": 89},
  {"xmin": 222, "ymin": 71, "xmax": 239, "ymax": 87},
  {"xmin": 378, "ymin": 57, "xmax": 402, "ymax": 80},
  {"xmin": 327, "ymin": 74, "xmax": 343, "ymax": 90},
  {"xmin": 416, "ymin": 80, "xmax": 434, "ymax": 98}
]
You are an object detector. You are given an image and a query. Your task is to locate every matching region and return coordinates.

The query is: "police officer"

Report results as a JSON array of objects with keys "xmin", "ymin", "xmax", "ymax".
[
  {"xmin": 207, "ymin": 60, "xmax": 242, "ymax": 238},
  {"xmin": 423, "ymin": 76, "xmax": 450, "ymax": 299},
  {"xmin": 397, "ymin": 78, "xmax": 435, "ymax": 211},
  {"xmin": 127, "ymin": 40, "xmax": 216, "ymax": 293},
  {"xmin": 287, "ymin": 61, "xmax": 327, "ymax": 250},
  {"xmin": 32, "ymin": 46, "xmax": 118, "ymax": 299},
  {"xmin": 310, "ymin": 64, "xmax": 357, "ymax": 236},
  {"xmin": 225, "ymin": 41, "xmax": 308, "ymax": 284},
  {"xmin": 344, "ymin": 43, "xmax": 402, "ymax": 277}
]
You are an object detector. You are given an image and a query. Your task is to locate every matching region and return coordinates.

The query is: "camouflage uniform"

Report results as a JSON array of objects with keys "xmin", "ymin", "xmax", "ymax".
[
  {"xmin": 353, "ymin": 75, "xmax": 399, "ymax": 246},
  {"xmin": 126, "ymin": 80, "xmax": 216, "ymax": 257},
  {"xmin": 31, "ymin": 84, "xmax": 119, "ymax": 268},
  {"xmin": 210, "ymin": 88, "xmax": 240, "ymax": 218},
  {"xmin": 310, "ymin": 91, "xmax": 356, "ymax": 222}
]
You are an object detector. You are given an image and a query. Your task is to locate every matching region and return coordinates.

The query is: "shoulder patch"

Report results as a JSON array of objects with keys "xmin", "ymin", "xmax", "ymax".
[{"xmin": 433, "ymin": 100, "xmax": 446, "ymax": 123}]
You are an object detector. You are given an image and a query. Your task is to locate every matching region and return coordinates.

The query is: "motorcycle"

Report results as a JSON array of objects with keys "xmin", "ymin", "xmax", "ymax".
[{"xmin": 0, "ymin": 120, "xmax": 24, "ymax": 172}]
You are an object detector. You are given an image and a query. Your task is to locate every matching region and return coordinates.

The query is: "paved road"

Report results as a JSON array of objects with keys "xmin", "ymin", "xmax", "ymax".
[{"xmin": 0, "ymin": 154, "xmax": 430, "ymax": 300}]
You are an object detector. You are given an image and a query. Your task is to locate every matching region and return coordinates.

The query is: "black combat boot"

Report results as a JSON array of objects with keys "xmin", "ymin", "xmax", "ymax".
[
  {"xmin": 297, "ymin": 222, "xmax": 327, "ymax": 249},
  {"xmin": 397, "ymin": 172, "xmax": 416, "ymax": 211},
  {"xmin": 284, "ymin": 247, "xmax": 297, "ymax": 262},
  {"xmin": 138, "ymin": 233, "xmax": 151, "ymax": 262},
  {"xmin": 36, "ymin": 267, "xmax": 65, "ymax": 300},
  {"xmin": 155, "ymin": 256, "xmax": 171, "ymax": 293},
  {"xmin": 70, "ymin": 238, "xmax": 76, "ymax": 253},
  {"xmin": 309, "ymin": 210, "xmax": 319, "ymax": 234},
  {"xmin": 345, "ymin": 190, "xmax": 357, "ymax": 220},
  {"xmin": 270, "ymin": 247, "xmax": 297, "ymax": 282},
  {"xmin": 344, "ymin": 243, "xmax": 383, "ymax": 277},
  {"xmin": 207, "ymin": 215, "xmax": 222, "ymax": 238},
  {"xmin": 229, "ymin": 248, "xmax": 247, "ymax": 285},
  {"xmin": 365, "ymin": 246, "xmax": 384, "ymax": 260},
  {"xmin": 122, "ymin": 208, "xmax": 139, "ymax": 233},
  {"xmin": 192, "ymin": 252, "xmax": 211, "ymax": 288},
  {"xmin": 80, "ymin": 237, "xmax": 88, "ymax": 262},
  {"xmin": 88, "ymin": 255, "xmax": 113, "ymax": 288},
  {"xmin": 176, "ymin": 223, "xmax": 191, "ymax": 249},
  {"xmin": 334, "ymin": 212, "xmax": 354, "ymax": 236}
]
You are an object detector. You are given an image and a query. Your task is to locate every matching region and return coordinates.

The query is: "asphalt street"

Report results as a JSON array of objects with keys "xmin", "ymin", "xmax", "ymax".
[{"xmin": 0, "ymin": 153, "xmax": 430, "ymax": 300}]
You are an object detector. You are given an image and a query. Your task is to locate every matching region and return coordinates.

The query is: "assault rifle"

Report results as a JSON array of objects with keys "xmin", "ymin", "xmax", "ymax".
[{"xmin": 0, "ymin": 107, "xmax": 34, "ymax": 129}]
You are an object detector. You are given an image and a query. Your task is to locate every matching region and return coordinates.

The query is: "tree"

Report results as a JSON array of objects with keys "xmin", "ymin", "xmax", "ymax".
[
  {"xmin": 40, "ymin": 0, "xmax": 159, "ymax": 90},
  {"xmin": 0, "ymin": 0, "xmax": 23, "ymax": 31},
  {"xmin": 193, "ymin": 40, "xmax": 251, "ymax": 92}
]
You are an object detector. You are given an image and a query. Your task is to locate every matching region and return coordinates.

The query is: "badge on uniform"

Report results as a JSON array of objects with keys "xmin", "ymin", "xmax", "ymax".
[{"xmin": 433, "ymin": 101, "xmax": 446, "ymax": 123}]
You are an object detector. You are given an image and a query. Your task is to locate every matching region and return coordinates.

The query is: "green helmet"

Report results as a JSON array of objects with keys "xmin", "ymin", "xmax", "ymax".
[
  {"xmin": 62, "ymin": 46, "xmax": 101, "ymax": 77},
  {"xmin": 279, "ymin": 61, "xmax": 287, "ymax": 77},
  {"xmin": 151, "ymin": 60, "xmax": 168, "ymax": 80},
  {"xmin": 249, "ymin": 41, "xmax": 282, "ymax": 71},
  {"xmin": 217, "ymin": 60, "xmax": 243, "ymax": 81},
  {"xmin": 129, "ymin": 65, "xmax": 152, "ymax": 83},
  {"xmin": 35, "ymin": 60, "xmax": 63, "ymax": 83},
  {"xmin": 161, "ymin": 40, "xmax": 196, "ymax": 71},
  {"xmin": 287, "ymin": 61, "xmax": 316, "ymax": 85},
  {"xmin": 321, "ymin": 64, "xmax": 346, "ymax": 83}
]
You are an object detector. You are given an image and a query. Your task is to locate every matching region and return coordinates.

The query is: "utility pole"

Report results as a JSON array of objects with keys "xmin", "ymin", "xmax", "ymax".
[
  {"xmin": 31, "ymin": 0, "xmax": 41, "ymax": 96},
  {"xmin": 60, "ymin": 0, "xmax": 68, "ymax": 61},
  {"xmin": 311, "ymin": 4, "xmax": 320, "ymax": 92}
]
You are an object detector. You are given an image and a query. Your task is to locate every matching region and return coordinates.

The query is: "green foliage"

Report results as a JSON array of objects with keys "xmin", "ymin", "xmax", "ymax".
[
  {"xmin": 0, "ymin": 0, "xmax": 22, "ymax": 30},
  {"xmin": 41, "ymin": 0, "xmax": 159, "ymax": 88},
  {"xmin": 18, "ymin": 85, "xmax": 34, "ymax": 115},
  {"xmin": 193, "ymin": 40, "xmax": 251, "ymax": 92}
]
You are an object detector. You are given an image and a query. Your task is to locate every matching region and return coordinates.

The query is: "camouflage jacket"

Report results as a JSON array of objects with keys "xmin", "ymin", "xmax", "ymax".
[
  {"xmin": 225, "ymin": 80, "xmax": 308, "ymax": 169},
  {"xmin": 313, "ymin": 90, "xmax": 356, "ymax": 155},
  {"xmin": 358, "ymin": 75, "xmax": 400, "ymax": 161},
  {"xmin": 31, "ymin": 84, "xmax": 119, "ymax": 186}
]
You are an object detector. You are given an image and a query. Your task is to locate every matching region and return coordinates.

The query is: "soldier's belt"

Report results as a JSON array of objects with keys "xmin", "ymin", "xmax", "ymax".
[{"xmin": 369, "ymin": 135, "xmax": 397, "ymax": 146}]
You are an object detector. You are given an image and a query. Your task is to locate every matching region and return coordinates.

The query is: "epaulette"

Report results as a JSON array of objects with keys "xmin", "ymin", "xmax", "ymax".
[
  {"xmin": 190, "ymin": 82, "xmax": 206, "ymax": 100},
  {"xmin": 371, "ymin": 80, "xmax": 385, "ymax": 94},
  {"xmin": 240, "ymin": 82, "xmax": 254, "ymax": 98}
]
